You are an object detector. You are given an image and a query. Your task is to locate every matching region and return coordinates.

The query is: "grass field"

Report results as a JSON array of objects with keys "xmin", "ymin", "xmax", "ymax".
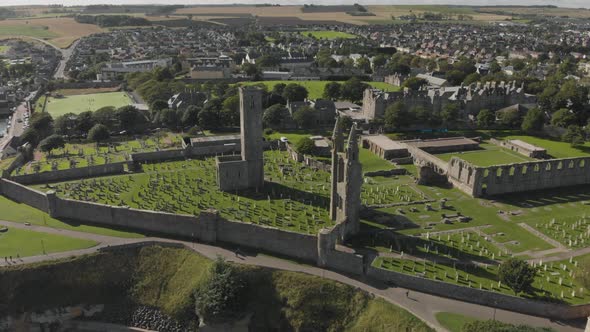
[
  {"xmin": 503, "ymin": 135, "xmax": 590, "ymax": 159},
  {"xmin": 300, "ymin": 30, "xmax": 357, "ymax": 39},
  {"xmin": 44, "ymin": 92, "xmax": 134, "ymax": 116},
  {"xmin": 0, "ymin": 17, "xmax": 104, "ymax": 48},
  {"xmin": 0, "ymin": 195, "xmax": 142, "ymax": 238},
  {"xmin": 239, "ymin": 80, "xmax": 400, "ymax": 100},
  {"xmin": 0, "ymin": 227, "xmax": 97, "ymax": 258},
  {"xmin": 435, "ymin": 142, "xmax": 534, "ymax": 166},
  {"xmin": 435, "ymin": 312, "xmax": 478, "ymax": 332}
]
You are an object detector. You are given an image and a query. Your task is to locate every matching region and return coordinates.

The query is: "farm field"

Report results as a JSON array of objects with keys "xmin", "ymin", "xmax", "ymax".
[
  {"xmin": 0, "ymin": 227, "xmax": 97, "ymax": 258},
  {"xmin": 300, "ymin": 30, "xmax": 357, "ymax": 39},
  {"xmin": 477, "ymin": 6, "xmax": 590, "ymax": 19},
  {"xmin": 239, "ymin": 80, "xmax": 400, "ymax": 100},
  {"xmin": 175, "ymin": 5, "xmax": 510, "ymax": 25},
  {"xmin": 0, "ymin": 17, "xmax": 104, "ymax": 48},
  {"xmin": 43, "ymin": 91, "xmax": 134, "ymax": 117},
  {"xmin": 435, "ymin": 142, "xmax": 534, "ymax": 166}
]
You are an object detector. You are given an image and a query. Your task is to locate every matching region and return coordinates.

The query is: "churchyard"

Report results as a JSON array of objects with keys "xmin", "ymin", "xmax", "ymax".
[{"xmin": 11, "ymin": 133, "xmax": 183, "ymax": 176}]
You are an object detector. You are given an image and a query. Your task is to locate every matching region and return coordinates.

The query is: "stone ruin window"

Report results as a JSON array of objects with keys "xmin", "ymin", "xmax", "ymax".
[
  {"xmin": 580, "ymin": 160, "xmax": 586, "ymax": 168},
  {"xmin": 545, "ymin": 163, "xmax": 552, "ymax": 172},
  {"xmin": 569, "ymin": 161, "xmax": 575, "ymax": 169},
  {"xmin": 533, "ymin": 164, "xmax": 540, "ymax": 172},
  {"xmin": 557, "ymin": 161, "xmax": 563, "ymax": 170},
  {"xmin": 521, "ymin": 165, "xmax": 528, "ymax": 175}
]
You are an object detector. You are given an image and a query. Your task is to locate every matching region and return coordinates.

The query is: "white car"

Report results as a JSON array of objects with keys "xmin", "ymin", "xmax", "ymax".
[{"xmin": 280, "ymin": 137, "xmax": 289, "ymax": 143}]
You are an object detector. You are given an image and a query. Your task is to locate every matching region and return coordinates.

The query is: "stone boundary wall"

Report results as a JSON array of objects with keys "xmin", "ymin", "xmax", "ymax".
[
  {"xmin": 448, "ymin": 156, "xmax": 590, "ymax": 197},
  {"xmin": 130, "ymin": 149, "xmax": 185, "ymax": 163},
  {"xmin": 364, "ymin": 169, "xmax": 406, "ymax": 177},
  {"xmin": 367, "ymin": 264, "xmax": 590, "ymax": 320},
  {"xmin": 53, "ymin": 82, "xmax": 123, "ymax": 90},
  {"xmin": 1, "ymin": 153, "xmax": 26, "ymax": 178},
  {"xmin": 0, "ymin": 179, "xmax": 49, "ymax": 212},
  {"xmin": 11, "ymin": 162, "xmax": 127, "ymax": 185},
  {"xmin": 404, "ymin": 144, "xmax": 448, "ymax": 172}
]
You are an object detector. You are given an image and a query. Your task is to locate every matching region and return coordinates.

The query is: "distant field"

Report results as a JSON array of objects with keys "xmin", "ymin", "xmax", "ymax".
[
  {"xmin": 44, "ymin": 91, "xmax": 134, "ymax": 117},
  {"xmin": 0, "ymin": 227, "xmax": 97, "ymax": 257},
  {"xmin": 435, "ymin": 142, "xmax": 534, "ymax": 166},
  {"xmin": 175, "ymin": 5, "xmax": 509, "ymax": 25},
  {"xmin": 0, "ymin": 17, "xmax": 104, "ymax": 48},
  {"xmin": 300, "ymin": 30, "xmax": 357, "ymax": 39},
  {"xmin": 239, "ymin": 80, "xmax": 400, "ymax": 100},
  {"xmin": 477, "ymin": 6, "xmax": 590, "ymax": 19}
]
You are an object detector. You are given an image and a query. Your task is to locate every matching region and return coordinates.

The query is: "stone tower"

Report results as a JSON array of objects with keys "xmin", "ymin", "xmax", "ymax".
[
  {"xmin": 216, "ymin": 86, "xmax": 264, "ymax": 191},
  {"xmin": 329, "ymin": 118, "xmax": 363, "ymax": 240}
]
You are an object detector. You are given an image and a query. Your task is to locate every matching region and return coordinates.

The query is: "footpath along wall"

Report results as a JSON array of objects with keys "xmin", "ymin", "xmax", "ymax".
[{"xmin": 3, "ymin": 176, "xmax": 590, "ymax": 319}]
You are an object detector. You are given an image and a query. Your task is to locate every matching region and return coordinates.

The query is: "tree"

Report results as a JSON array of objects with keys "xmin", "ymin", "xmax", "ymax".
[
  {"xmin": 30, "ymin": 112, "xmax": 54, "ymax": 139},
  {"xmin": 93, "ymin": 106, "xmax": 118, "ymax": 131},
  {"xmin": 384, "ymin": 101, "xmax": 409, "ymax": 130},
  {"xmin": 158, "ymin": 108, "xmax": 181, "ymax": 130},
  {"xmin": 76, "ymin": 111, "xmax": 96, "ymax": 135},
  {"xmin": 356, "ymin": 57, "xmax": 372, "ymax": 73},
  {"xmin": 256, "ymin": 54, "xmax": 281, "ymax": 68},
  {"xmin": 445, "ymin": 70, "xmax": 466, "ymax": 86},
  {"xmin": 295, "ymin": 136, "xmax": 315, "ymax": 155},
  {"xmin": 497, "ymin": 109, "xmax": 522, "ymax": 128},
  {"xmin": 88, "ymin": 124, "xmax": 110, "ymax": 148},
  {"xmin": 38, "ymin": 134, "xmax": 65, "ymax": 156},
  {"xmin": 463, "ymin": 72, "xmax": 481, "ymax": 85},
  {"xmin": 340, "ymin": 77, "xmax": 369, "ymax": 103},
  {"xmin": 54, "ymin": 113, "xmax": 77, "ymax": 136},
  {"xmin": 241, "ymin": 62, "xmax": 259, "ymax": 77},
  {"xmin": 282, "ymin": 83, "xmax": 308, "ymax": 102},
  {"xmin": 550, "ymin": 108, "xmax": 577, "ymax": 128},
  {"xmin": 402, "ymin": 77, "xmax": 428, "ymax": 91},
  {"xmin": 292, "ymin": 106, "xmax": 318, "ymax": 129},
  {"xmin": 521, "ymin": 108, "xmax": 545, "ymax": 133},
  {"xmin": 263, "ymin": 104, "xmax": 286, "ymax": 128},
  {"xmin": 20, "ymin": 128, "xmax": 40, "ymax": 147},
  {"xmin": 271, "ymin": 83, "xmax": 287, "ymax": 96},
  {"xmin": 150, "ymin": 99, "xmax": 169, "ymax": 112},
  {"xmin": 116, "ymin": 105, "xmax": 148, "ymax": 134},
  {"xmin": 182, "ymin": 105, "xmax": 201, "ymax": 127},
  {"xmin": 441, "ymin": 104, "xmax": 460, "ymax": 127},
  {"xmin": 372, "ymin": 54, "xmax": 387, "ymax": 68},
  {"xmin": 498, "ymin": 258, "xmax": 536, "ymax": 295},
  {"xmin": 195, "ymin": 258, "xmax": 247, "ymax": 324},
  {"xmin": 198, "ymin": 109, "xmax": 220, "ymax": 130},
  {"xmin": 562, "ymin": 125, "xmax": 585, "ymax": 147},
  {"xmin": 323, "ymin": 82, "xmax": 341, "ymax": 100},
  {"xmin": 476, "ymin": 109, "xmax": 495, "ymax": 128}
]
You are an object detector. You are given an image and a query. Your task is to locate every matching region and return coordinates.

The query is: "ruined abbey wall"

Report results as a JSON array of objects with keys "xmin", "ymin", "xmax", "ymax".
[{"xmin": 448, "ymin": 156, "xmax": 590, "ymax": 197}]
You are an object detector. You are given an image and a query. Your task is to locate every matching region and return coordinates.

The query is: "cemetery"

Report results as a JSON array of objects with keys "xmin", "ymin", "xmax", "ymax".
[{"xmin": 11, "ymin": 133, "xmax": 183, "ymax": 176}]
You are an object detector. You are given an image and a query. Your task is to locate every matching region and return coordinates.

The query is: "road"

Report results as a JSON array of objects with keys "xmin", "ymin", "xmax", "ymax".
[
  {"xmin": 0, "ymin": 220, "xmax": 584, "ymax": 332},
  {"xmin": 0, "ymin": 101, "xmax": 29, "ymax": 154},
  {"xmin": 53, "ymin": 39, "xmax": 80, "ymax": 80}
]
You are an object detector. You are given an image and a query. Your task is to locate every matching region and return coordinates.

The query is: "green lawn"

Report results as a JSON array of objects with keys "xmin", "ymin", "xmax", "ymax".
[
  {"xmin": 299, "ymin": 30, "xmax": 357, "ymax": 39},
  {"xmin": 435, "ymin": 143, "xmax": 534, "ymax": 166},
  {"xmin": 504, "ymin": 135, "xmax": 590, "ymax": 159},
  {"xmin": 239, "ymin": 80, "xmax": 400, "ymax": 100},
  {"xmin": 0, "ymin": 227, "xmax": 97, "ymax": 257},
  {"xmin": 0, "ymin": 195, "xmax": 143, "ymax": 238},
  {"xmin": 360, "ymin": 148, "xmax": 393, "ymax": 172},
  {"xmin": 0, "ymin": 45, "xmax": 10, "ymax": 54},
  {"xmin": 0, "ymin": 25, "xmax": 58, "ymax": 39},
  {"xmin": 435, "ymin": 312, "xmax": 478, "ymax": 332},
  {"xmin": 44, "ymin": 92, "xmax": 134, "ymax": 117}
]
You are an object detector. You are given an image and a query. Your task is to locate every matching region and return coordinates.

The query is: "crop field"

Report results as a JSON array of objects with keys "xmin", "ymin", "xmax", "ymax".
[
  {"xmin": 0, "ymin": 227, "xmax": 97, "ymax": 258},
  {"xmin": 0, "ymin": 17, "xmax": 104, "ymax": 48},
  {"xmin": 12, "ymin": 134, "xmax": 183, "ymax": 176},
  {"xmin": 239, "ymin": 80, "xmax": 400, "ymax": 100},
  {"xmin": 175, "ymin": 5, "xmax": 510, "ymax": 25},
  {"xmin": 44, "ymin": 91, "xmax": 134, "ymax": 117},
  {"xmin": 435, "ymin": 142, "xmax": 534, "ymax": 166},
  {"xmin": 300, "ymin": 30, "xmax": 357, "ymax": 39},
  {"xmin": 477, "ymin": 6, "xmax": 590, "ymax": 19}
]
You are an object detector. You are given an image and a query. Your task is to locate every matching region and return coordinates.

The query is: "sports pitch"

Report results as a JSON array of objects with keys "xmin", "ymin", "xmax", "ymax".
[{"xmin": 44, "ymin": 92, "xmax": 134, "ymax": 117}]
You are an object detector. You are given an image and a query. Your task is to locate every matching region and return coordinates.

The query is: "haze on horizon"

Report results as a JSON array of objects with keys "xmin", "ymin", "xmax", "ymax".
[{"xmin": 1, "ymin": 0, "xmax": 589, "ymax": 9}]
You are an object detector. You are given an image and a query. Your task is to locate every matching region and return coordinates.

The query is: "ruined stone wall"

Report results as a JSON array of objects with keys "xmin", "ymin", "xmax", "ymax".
[
  {"xmin": 10, "ymin": 162, "xmax": 127, "ymax": 185},
  {"xmin": 448, "ymin": 156, "xmax": 590, "ymax": 197},
  {"xmin": 216, "ymin": 157, "xmax": 249, "ymax": 191},
  {"xmin": 367, "ymin": 264, "xmax": 590, "ymax": 320}
]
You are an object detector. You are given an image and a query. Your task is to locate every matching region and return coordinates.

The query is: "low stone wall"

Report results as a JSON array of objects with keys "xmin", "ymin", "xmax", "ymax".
[
  {"xmin": 0, "ymin": 179, "xmax": 49, "ymax": 212},
  {"xmin": 130, "ymin": 149, "xmax": 185, "ymax": 163},
  {"xmin": 11, "ymin": 162, "xmax": 127, "ymax": 185},
  {"xmin": 53, "ymin": 81, "xmax": 122, "ymax": 90},
  {"xmin": 367, "ymin": 265, "xmax": 590, "ymax": 320},
  {"xmin": 286, "ymin": 144, "xmax": 331, "ymax": 172},
  {"xmin": 364, "ymin": 169, "xmax": 406, "ymax": 177},
  {"xmin": 324, "ymin": 248, "xmax": 364, "ymax": 275}
]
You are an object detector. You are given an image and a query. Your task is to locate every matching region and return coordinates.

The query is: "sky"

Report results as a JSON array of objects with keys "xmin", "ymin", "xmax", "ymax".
[{"xmin": 0, "ymin": 0, "xmax": 589, "ymax": 8}]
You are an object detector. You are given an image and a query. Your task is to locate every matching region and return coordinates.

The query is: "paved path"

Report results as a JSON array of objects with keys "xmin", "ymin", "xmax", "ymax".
[
  {"xmin": 519, "ymin": 223, "xmax": 568, "ymax": 250},
  {"xmin": 0, "ymin": 220, "xmax": 583, "ymax": 332}
]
